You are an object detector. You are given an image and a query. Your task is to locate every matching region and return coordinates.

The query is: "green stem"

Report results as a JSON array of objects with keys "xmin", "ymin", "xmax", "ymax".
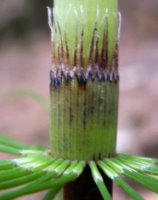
[
  {"xmin": 49, "ymin": 0, "xmax": 119, "ymax": 199},
  {"xmin": 50, "ymin": 81, "xmax": 118, "ymax": 161},
  {"xmin": 49, "ymin": 0, "xmax": 119, "ymax": 161}
]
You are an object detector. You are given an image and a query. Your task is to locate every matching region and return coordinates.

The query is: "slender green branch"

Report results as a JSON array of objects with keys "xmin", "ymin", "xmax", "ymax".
[
  {"xmin": 0, "ymin": 161, "xmax": 85, "ymax": 200},
  {"xmin": 0, "ymin": 145, "xmax": 21, "ymax": 155},
  {"xmin": 0, "ymin": 160, "xmax": 16, "ymax": 170},
  {"xmin": 98, "ymin": 161, "xmax": 144, "ymax": 200},
  {"xmin": 43, "ymin": 188, "xmax": 61, "ymax": 200},
  {"xmin": 89, "ymin": 161, "xmax": 112, "ymax": 200}
]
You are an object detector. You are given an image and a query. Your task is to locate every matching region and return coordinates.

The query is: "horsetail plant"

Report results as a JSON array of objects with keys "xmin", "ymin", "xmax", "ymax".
[{"xmin": 0, "ymin": 0, "xmax": 158, "ymax": 199}]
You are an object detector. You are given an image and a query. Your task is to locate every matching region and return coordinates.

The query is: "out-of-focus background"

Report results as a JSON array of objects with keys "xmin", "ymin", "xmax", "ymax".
[{"xmin": 0, "ymin": 0, "xmax": 158, "ymax": 199}]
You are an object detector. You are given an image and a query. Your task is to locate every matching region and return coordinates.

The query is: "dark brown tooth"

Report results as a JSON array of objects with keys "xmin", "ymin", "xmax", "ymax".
[
  {"xmin": 74, "ymin": 45, "xmax": 77, "ymax": 68},
  {"xmin": 77, "ymin": 69, "xmax": 87, "ymax": 85},
  {"xmin": 53, "ymin": 77, "xmax": 61, "ymax": 88},
  {"xmin": 57, "ymin": 21, "xmax": 64, "ymax": 61},
  {"xmin": 113, "ymin": 73, "xmax": 119, "ymax": 82},
  {"xmin": 101, "ymin": 72, "xmax": 105, "ymax": 81},
  {"xmin": 107, "ymin": 73, "xmax": 110, "ymax": 81},
  {"xmin": 56, "ymin": 78, "xmax": 61, "ymax": 87},
  {"xmin": 114, "ymin": 43, "xmax": 119, "ymax": 72},
  {"xmin": 116, "ymin": 74, "xmax": 119, "ymax": 81},
  {"xmin": 95, "ymin": 71, "xmax": 100, "ymax": 81},
  {"xmin": 50, "ymin": 69, "xmax": 62, "ymax": 88},
  {"xmin": 50, "ymin": 69, "xmax": 55, "ymax": 88},
  {"xmin": 95, "ymin": 38, "xmax": 99, "ymax": 67},
  {"xmin": 112, "ymin": 72, "xmax": 115, "ymax": 82},
  {"xmin": 61, "ymin": 70, "xmax": 64, "ymax": 81},
  {"xmin": 99, "ymin": 19, "xmax": 108, "ymax": 71},
  {"xmin": 80, "ymin": 28, "xmax": 84, "ymax": 68},
  {"xmin": 65, "ymin": 71, "xmax": 71, "ymax": 83},
  {"xmin": 89, "ymin": 21, "xmax": 97, "ymax": 70},
  {"xmin": 64, "ymin": 32, "xmax": 69, "ymax": 69},
  {"xmin": 87, "ymin": 69, "xmax": 93, "ymax": 80}
]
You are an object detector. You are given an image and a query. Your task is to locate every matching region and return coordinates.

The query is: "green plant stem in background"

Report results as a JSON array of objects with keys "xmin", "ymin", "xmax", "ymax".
[{"xmin": 50, "ymin": 0, "xmax": 119, "ymax": 161}]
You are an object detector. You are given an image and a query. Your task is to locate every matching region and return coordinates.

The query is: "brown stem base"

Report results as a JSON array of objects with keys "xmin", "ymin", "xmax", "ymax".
[{"xmin": 64, "ymin": 165, "xmax": 112, "ymax": 200}]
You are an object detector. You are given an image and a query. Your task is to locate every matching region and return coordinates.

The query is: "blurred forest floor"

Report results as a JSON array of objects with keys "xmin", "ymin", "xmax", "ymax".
[{"xmin": 0, "ymin": 0, "xmax": 158, "ymax": 199}]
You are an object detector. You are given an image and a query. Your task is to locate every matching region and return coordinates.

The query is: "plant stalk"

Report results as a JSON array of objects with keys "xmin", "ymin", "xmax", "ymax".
[{"xmin": 49, "ymin": 0, "xmax": 119, "ymax": 198}]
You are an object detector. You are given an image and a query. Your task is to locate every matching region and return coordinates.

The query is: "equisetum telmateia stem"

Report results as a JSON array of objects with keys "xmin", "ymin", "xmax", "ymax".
[{"xmin": 49, "ymin": 0, "xmax": 120, "ymax": 161}]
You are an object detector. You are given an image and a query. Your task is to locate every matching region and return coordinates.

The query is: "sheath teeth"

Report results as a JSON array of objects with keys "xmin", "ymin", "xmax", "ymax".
[
  {"xmin": 48, "ymin": 5, "xmax": 119, "ymax": 87},
  {"xmin": 50, "ymin": 67, "xmax": 119, "ymax": 88}
]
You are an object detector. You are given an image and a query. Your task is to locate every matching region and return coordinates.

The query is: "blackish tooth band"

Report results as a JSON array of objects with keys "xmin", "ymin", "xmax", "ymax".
[{"xmin": 50, "ymin": 68, "xmax": 119, "ymax": 88}]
